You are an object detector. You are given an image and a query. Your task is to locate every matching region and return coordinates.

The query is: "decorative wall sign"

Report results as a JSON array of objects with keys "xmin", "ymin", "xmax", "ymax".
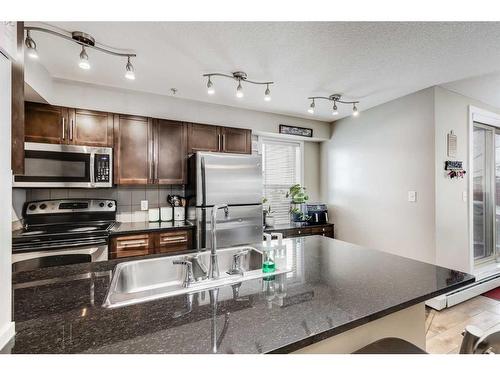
[
  {"xmin": 445, "ymin": 160, "xmax": 466, "ymax": 179},
  {"xmin": 279, "ymin": 124, "xmax": 313, "ymax": 137}
]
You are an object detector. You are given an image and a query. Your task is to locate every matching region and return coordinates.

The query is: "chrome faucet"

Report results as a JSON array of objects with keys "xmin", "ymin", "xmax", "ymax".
[{"xmin": 208, "ymin": 204, "xmax": 229, "ymax": 279}]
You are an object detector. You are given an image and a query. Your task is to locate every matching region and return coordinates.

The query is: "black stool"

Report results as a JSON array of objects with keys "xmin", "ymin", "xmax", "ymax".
[{"xmin": 353, "ymin": 338, "xmax": 427, "ymax": 354}]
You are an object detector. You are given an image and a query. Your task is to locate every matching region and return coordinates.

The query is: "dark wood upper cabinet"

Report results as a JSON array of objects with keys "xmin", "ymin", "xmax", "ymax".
[
  {"xmin": 221, "ymin": 126, "xmax": 251, "ymax": 154},
  {"xmin": 154, "ymin": 119, "xmax": 187, "ymax": 184},
  {"xmin": 187, "ymin": 123, "xmax": 251, "ymax": 154},
  {"xmin": 187, "ymin": 122, "xmax": 220, "ymax": 153},
  {"xmin": 68, "ymin": 108, "xmax": 113, "ymax": 147},
  {"xmin": 11, "ymin": 21, "xmax": 25, "ymax": 175},
  {"xmin": 114, "ymin": 115, "xmax": 153, "ymax": 185},
  {"xmin": 25, "ymin": 102, "xmax": 68, "ymax": 144}
]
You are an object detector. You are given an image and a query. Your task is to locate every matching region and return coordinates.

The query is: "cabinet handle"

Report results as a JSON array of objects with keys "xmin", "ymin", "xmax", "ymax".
[
  {"xmin": 70, "ymin": 119, "xmax": 74, "ymax": 141},
  {"xmin": 222, "ymin": 134, "xmax": 225, "ymax": 151},
  {"xmin": 62, "ymin": 117, "xmax": 66, "ymax": 140},
  {"xmin": 161, "ymin": 236, "xmax": 187, "ymax": 243},
  {"xmin": 117, "ymin": 239, "xmax": 148, "ymax": 248},
  {"xmin": 218, "ymin": 134, "xmax": 221, "ymax": 151}
]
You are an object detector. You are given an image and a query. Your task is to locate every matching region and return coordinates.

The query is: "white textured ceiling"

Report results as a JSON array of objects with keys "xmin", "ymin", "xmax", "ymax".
[
  {"xmin": 443, "ymin": 71, "xmax": 500, "ymax": 111},
  {"xmin": 26, "ymin": 22, "xmax": 500, "ymax": 121}
]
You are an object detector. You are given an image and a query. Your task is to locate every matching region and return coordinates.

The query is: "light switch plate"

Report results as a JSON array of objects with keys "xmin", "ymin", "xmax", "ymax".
[
  {"xmin": 408, "ymin": 191, "xmax": 417, "ymax": 202},
  {"xmin": 141, "ymin": 200, "xmax": 148, "ymax": 211},
  {"xmin": 462, "ymin": 191, "xmax": 468, "ymax": 202}
]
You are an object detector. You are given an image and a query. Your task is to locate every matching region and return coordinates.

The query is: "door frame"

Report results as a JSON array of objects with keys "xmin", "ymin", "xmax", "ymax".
[{"xmin": 468, "ymin": 106, "xmax": 500, "ymax": 269}]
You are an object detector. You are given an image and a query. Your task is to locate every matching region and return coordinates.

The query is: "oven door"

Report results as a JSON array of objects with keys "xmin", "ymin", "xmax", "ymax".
[
  {"xmin": 12, "ymin": 244, "xmax": 108, "ymax": 272},
  {"xmin": 13, "ymin": 142, "xmax": 112, "ymax": 188}
]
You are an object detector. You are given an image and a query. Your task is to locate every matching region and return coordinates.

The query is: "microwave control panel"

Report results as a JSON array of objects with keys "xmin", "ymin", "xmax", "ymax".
[{"xmin": 94, "ymin": 154, "xmax": 111, "ymax": 183}]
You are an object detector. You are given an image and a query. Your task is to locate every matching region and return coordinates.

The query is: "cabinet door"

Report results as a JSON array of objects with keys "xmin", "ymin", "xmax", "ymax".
[
  {"xmin": 187, "ymin": 123, "xmax": 220, "ymax": 153},
  {"xmin": 221, "ymin": 126, "xmax": 251, "ymax": 154},
  {"xmin": 154, "ymin": 230, "xmax": 193, "ymax": 254},
  {"xmin": 69, "ymin": 108, "xmax": 113, "ymax": 147},
  {"xmin": 155, "ymin": 119, "xmax": 187, "ymax": 184},
  {"xmin": 25, "ymin": 102, "xmax": 68, "ymax": 144},
  {"xmin": 110, "ymin": 233, "xmax": 153, "ymax": 259},
  {"xmin": 114, "ymin": 115, "xmax": 153, "ymax": 185}
]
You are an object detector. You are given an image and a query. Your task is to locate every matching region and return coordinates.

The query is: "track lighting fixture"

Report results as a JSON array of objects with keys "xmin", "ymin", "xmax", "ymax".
[
  {"xmin": 78, "ymin": 46, "xmax": 90, "ymax": 70},
  {"xmin": 25, "ymin": 30, "xmax": 39, "ymax": 59},
  {"xmin": 307, "ymin": 94, "xmax": 360, "ymax": 117},
  {"xmin": 125, "ymin": 56, "xmax": 135, "ymax": 80},
  {"xmin": 24, "ymin": 26, "xmax": 137, "ymax": 81},
  {"xmin": 203, "ymin": 71, "xmax": 274, "ymax": 101},
  {"xmin": 308, "ymin": 99, "xmax": 315, "ymax": 114}
]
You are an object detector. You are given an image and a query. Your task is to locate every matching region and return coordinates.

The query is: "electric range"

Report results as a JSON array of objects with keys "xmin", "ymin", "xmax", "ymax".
[{"xmin": 12, "ymin": 199, "xmax": 117, "ymax": 272}]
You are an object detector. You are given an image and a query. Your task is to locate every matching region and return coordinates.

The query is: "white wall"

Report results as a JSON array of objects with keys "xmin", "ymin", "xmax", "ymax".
[
  {"xmin": 304, "ymin": 141, "xmax": 321, "ymax": 202},
  {"xmin": 0, "ymin": 53, "xmax": 14, "ymax": 349},
  {"xmin": 321, "ymin": 88, "xmax": 437, "ymax": 264},
  {"xmin": 434, "ymin": 86, "xmax": 500, "ymax": 273}
]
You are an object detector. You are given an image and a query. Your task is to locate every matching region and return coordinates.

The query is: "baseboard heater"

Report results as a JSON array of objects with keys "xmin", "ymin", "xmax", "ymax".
[{"xmin": 426, "ymin": 272, "xmax": 500, "ymax": 310}]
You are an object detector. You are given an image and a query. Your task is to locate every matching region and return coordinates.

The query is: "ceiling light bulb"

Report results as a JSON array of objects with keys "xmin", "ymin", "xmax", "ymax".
[
  {"xmin": 25, "ymin": 31, "xmax": 39, "ymax": 59},
  {"xmin": 352, "ymin": 103, "xmax": 359, "ymax": 117},
  {"xmin": 308, "ymin": 100, "xmax": 315, "ymax": 114},
  {"xmin": 264, "ymin": 85, "xmax": 271, "ymax": 101},
  {"xmin": 236, "ymin": 80, "xmax": 244, "ymax": 98},
  {"xmin": 207, "ymin": 77, "xmax": 215, "ymax": 95},
  {"xmin": 125, "ymin": 57, "xmax": 135, "ymax": 80},
  {"xmin": 78, "ymin": 46, "xmax": 90, "ymax": 70},
  {"xmin": 332, "ymin": 103, "xmax": 339, "ymax": 116}
]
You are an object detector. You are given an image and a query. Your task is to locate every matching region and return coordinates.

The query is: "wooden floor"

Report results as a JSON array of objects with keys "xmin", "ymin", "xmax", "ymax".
[{"xmin": 425, "ymin": 295, "xmax": 500, "ymax": 353}]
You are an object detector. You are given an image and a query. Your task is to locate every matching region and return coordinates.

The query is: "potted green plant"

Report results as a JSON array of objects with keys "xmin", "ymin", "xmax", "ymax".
[
  {"xmin": 287, "ymin": 184, "xmax": 310, "ymax": 222},
  {"xmin": 262, "ymin": 197, "xmax": 275, "ymax": 227}
]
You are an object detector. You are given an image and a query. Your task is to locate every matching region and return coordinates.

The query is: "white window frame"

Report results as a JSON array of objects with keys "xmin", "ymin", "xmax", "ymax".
[{"xmin": 258, "ymin": 135, "xmax": 305, "ymax": 224}]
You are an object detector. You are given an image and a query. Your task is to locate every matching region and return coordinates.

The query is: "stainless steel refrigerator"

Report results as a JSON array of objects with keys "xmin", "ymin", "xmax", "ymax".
[{"xmin": 186, "ymin": 152, "xmax": 263, "ymax": 250}]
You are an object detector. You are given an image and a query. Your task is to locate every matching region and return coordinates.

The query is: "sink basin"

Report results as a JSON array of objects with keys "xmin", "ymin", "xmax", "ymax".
[{"xmin": 103, "ymin": 246, "xmax": 290, "ymax": 308}]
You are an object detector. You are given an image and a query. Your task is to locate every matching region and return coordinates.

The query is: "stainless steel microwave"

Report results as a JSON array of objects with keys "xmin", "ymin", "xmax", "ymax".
[{"xmin": 13, "ymin": 142, "xmax": 113, "ymax": 188}]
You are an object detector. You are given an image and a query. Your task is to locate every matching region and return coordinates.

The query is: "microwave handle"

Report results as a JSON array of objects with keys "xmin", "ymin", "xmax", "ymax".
[{"xmin": 90, "ymin": 153, "xmax": 95, "ymax": 186}]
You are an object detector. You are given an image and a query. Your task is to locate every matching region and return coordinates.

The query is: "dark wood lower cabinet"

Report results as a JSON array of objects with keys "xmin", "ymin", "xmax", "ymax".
[
  {"xmin": 264, "ymin": 223, "xmax": 334, "ymax": 239},
  {"xmin": 109, "ymin": 229, "xmax": 194, "ymax": 259}
]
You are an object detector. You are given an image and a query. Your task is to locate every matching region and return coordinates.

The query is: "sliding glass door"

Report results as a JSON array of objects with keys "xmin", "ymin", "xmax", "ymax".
[{"xmin": 473, "ymin": 123, "xmax": 498, "ymax": 264}]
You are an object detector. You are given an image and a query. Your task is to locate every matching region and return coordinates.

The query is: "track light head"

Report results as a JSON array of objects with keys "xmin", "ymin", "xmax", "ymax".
[
  {"xmin": 236, "ymin": 79, "xmax": 244, "ymax": 98},
  {"xmin": 124, "ymin": 57, "xmax": 135, "ymax": 80},
  {"xmin": 25, "ymin": 31, "xmax": 39, "ymax": 59},
  {"xmin": 264, "ymin": 85, "xmax": 271, "ymax": 101},
  {"xmin": 207, "ymin": 77, "xmax": 215, "ymax": 95},
  {"xmin": 332, "ymin": 102, "xmax": 339, "ymax": 116},
  {"xmin": 308, "ymin": 99, "xmax": 315, "ymax": 114},
  {"xmin": 352, "ymin": 103, "xmax": 359, "ymax": 117},
  {"xmin": 78, "ymin": 46, "xmax": 90, "ymax": 70}
]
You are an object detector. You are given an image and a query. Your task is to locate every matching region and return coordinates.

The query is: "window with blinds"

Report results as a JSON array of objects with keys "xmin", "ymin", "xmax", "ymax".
[{"xmin": 261, "ymin": 138, "xmax": 302, "ymax": 225}]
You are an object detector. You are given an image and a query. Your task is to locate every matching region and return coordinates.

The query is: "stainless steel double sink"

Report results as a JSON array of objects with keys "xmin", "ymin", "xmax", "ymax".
[{"xmin": 103, "ymin": 246, "xmax": 290, "ymax": 308}]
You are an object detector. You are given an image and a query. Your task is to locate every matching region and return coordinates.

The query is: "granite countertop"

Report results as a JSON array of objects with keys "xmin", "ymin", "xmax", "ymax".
[
  {"xmin": 9, "ymin": 236, "xmax": 474, "ymax": 354},
  {"xmin": 110, "ymin": 220, "xmax": 196, "ymax": 235},
  {"xmin": 265, "ymin": 222, "xmax": 334, "ymax": 231}
]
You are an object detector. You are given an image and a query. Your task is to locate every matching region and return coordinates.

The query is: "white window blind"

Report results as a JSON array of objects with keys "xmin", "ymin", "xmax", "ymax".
[{"xmin": 261, "ymin": 138, "xmax": 302, "ymax": 225}]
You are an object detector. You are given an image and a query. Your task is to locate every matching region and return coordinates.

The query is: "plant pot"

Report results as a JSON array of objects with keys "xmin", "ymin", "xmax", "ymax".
[
  {"xmin": 265, "ymin": 215, "xmax": 275, "ymax": 227},
  {"xmin": 290, "ymin": 203, "xmax": 308, "ymax": 222}
]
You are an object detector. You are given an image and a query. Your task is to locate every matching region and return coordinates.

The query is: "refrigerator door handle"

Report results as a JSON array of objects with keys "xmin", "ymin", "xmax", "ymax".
[{"xmin": 201, "ymin": 155, "xmax": 207, "ymax": 206}]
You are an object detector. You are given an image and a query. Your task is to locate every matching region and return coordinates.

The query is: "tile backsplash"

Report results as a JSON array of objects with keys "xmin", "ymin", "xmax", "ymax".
[{"xmin": 21, "ymin": 185, "xmax": 185, "ymax": 223}]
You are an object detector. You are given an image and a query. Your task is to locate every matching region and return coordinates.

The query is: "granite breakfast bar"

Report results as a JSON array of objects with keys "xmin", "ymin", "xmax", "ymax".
[{"xmin": 7, "ymin": 236, "xmax": 474, "ymax": 354}]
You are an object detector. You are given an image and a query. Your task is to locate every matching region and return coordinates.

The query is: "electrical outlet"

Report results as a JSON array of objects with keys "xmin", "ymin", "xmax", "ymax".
[
  {"xmin": 141, "ymin": 200, "xmax": 148, "ymax": 211},
  {"xmin": 408, "ymin": 191, "xmax": 417, "ymax": 202}
]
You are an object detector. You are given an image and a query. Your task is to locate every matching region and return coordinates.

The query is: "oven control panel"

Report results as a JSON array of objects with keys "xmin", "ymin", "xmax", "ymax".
[
  {"xmin": 24, "ymin": 199, "xmax": 117, "ymax": 215},
  {"xmin": 94, "ymin": 154, "xmax": 111, "ymax": 183}
]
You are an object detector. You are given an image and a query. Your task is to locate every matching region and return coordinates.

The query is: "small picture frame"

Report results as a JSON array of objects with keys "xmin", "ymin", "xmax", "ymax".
[{"xmin": 279, "ymin": 124, "xmax": 313, "ymax": 138}]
